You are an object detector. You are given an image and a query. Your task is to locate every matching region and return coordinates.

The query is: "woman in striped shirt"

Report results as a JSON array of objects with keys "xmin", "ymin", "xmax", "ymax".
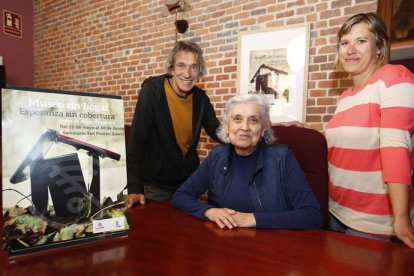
[{"xmin": 326, "ymin": 12, "xmax": 414, "ymax": 249}]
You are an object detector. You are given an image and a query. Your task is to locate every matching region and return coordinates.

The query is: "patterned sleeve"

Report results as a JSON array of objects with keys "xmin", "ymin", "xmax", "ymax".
[{"xmin": 379, "ymin": 65, "xmax": 414, "ymax": 184}]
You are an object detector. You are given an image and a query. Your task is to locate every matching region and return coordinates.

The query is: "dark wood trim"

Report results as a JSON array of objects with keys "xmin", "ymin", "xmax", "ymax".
[
  {"xmin": 377, "ymin": 0, "xmax": 414, "ymax": 62},
  {"xmin": 377, "ymin": 0, "xmax": 393, "ymax": 39},
  {"xmin": 377, "ymin": 0, "xmax": 393, "ymax": 62}
]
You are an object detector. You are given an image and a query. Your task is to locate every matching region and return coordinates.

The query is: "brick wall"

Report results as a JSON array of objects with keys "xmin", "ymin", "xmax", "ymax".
[{"xmin": 33, "ymin": 0, "xmax": 378, "ymax": 158}]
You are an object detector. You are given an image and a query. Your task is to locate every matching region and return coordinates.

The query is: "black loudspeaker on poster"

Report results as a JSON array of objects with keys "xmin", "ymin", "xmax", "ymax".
[{"xmin": 1, "ymin": 86, "xmax": 129, "ymax": 257}]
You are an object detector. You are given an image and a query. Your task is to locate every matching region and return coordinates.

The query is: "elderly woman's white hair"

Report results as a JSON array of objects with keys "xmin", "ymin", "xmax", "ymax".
[{"xmin": 217, "ymin": 94, "xmax": 275, "ymax": 144}]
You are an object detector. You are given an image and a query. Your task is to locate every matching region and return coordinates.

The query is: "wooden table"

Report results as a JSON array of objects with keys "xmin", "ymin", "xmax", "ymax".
[{"xmin": 1, "ymin": 201, "xmax": 414, "ymax": 275}]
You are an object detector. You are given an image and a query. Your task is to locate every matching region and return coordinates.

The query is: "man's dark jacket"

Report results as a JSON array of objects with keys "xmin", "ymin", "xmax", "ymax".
[{"xmin": 127, "ymin": 74, "xmax": 220, "ymax": 194}]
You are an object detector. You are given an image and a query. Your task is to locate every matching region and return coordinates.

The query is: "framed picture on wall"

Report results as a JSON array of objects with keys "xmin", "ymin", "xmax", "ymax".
[{"xmin": 237, "ymin": 24, "xmax": 310, "ymax": 123}]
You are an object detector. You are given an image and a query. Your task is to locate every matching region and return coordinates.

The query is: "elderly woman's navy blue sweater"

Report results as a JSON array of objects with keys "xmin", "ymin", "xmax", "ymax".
[{"xmin": 172, "ymin": 142, "xmax": 323, "ymax": 229}]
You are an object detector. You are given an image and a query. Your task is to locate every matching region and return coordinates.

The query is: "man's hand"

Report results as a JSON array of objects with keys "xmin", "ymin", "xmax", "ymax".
[
  {"xmin": 272, "ymin": 121, "xmax": 312, "ymax": 129},
  {"xmin": 127, "ymin": 193, "xmax": 146, "ymax": 208}
]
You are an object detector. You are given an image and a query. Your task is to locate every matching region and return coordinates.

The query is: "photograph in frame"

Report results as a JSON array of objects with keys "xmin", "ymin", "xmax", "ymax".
[{"xmin": 237, "ymin": 24, "xmax": 310, "ymax": 123}]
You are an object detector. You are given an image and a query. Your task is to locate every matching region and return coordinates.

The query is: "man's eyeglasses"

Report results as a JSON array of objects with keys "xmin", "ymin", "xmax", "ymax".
[{"xmin": 175, "ymin": 63, "xmax": 200, "ymax": 73}]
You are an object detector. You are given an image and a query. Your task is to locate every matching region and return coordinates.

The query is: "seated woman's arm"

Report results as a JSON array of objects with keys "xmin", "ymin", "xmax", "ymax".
[
  {"xmin": 172, "ymin": 150, "xmax": 239, "ymax": 229},
  {"xmin": 254, "ymin": 150, "xmax": 324, "ymax": 229},
  {"xmin": 171, "ymin": 157, "xmax": 215, "ymax": 220}
]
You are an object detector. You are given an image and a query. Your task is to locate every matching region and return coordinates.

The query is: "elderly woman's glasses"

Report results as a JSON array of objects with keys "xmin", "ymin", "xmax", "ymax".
[{"xmin": 230, "ymin": 115, "xmax": 260, "ymax": 126}]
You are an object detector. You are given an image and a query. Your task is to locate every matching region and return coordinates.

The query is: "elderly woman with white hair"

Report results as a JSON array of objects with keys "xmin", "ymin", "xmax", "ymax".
[{"xmin": 172, "ymin": 94, "xmax": 323, "ymax": 229}]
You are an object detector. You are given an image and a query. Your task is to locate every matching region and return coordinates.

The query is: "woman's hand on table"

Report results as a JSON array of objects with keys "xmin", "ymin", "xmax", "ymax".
[{"xmin": 204, "ymin": 208, "xmax": 237, "ymax": 229}]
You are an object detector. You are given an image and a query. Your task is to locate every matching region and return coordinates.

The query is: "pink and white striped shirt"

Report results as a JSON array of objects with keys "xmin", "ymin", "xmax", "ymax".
[{"xmin": 326, "ymin": 64, "xmax": 414, "ymax": 235}]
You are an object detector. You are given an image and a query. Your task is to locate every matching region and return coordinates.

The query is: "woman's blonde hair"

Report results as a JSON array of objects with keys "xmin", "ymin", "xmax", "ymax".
[{"xmin": 334, "ymin": 12, "xmax": 389, "ymax": 70}]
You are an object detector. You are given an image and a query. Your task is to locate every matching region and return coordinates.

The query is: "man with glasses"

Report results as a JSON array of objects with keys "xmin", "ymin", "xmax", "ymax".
[{"xmin": 127, "ymin": 40, "xmax": 221, "ymax": 207}]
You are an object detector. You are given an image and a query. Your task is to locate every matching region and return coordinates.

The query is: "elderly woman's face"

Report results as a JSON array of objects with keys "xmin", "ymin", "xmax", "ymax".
[{"xmin": 228, "ymin": 102, "xmax": 265, "ymax": 156}]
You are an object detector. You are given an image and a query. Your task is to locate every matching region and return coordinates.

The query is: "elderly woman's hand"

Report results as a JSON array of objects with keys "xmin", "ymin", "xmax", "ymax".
[
  {"xmin": 204, "ymin": 208, "xmax": 238, "ymax": 229},
  {"xmin": 231, "ymin": 212, "xmax": 256, "ymax": 228}
]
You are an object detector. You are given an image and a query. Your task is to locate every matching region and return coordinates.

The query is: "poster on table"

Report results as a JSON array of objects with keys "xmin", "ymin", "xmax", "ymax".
[{"xmin": 1, "ymin": 86, "xmax": 128, "ymax": 257}]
